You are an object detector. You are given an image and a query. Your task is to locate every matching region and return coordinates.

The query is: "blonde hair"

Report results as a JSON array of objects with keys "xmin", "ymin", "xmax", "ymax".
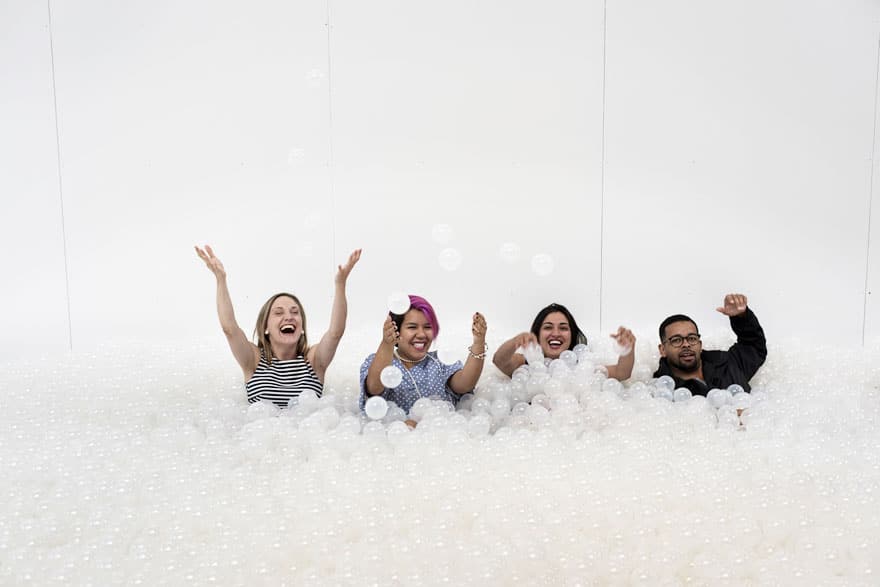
[{"xmin": 254, "ymin": 293, "xmax": 308, "ymax": 363}]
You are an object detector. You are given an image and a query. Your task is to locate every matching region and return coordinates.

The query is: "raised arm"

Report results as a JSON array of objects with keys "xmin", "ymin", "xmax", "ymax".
[
  {"xmin": 449, "ymin": 312, "xmax": 488, "ymax": 394},
  {"xmin": 716, "ymin": 293, "xmax": 767, "ymax": 378},
  {"xmin": 605, "ymin": 326, "xmax": 636, "ymax": 381},
  {"xmin": 194, "ymin": 245, "xmax": 258, "ymax": 378},
  {"xmin": 492, "ymin": 331, "xmax": 534, "ymax": 377},
  {"xmin": 364, "ymin": 314, "xmax": 399, "ymax": 396},
  {"xmin": 309, "ymin": 249, "xmax": 362, "ymax": 379}
]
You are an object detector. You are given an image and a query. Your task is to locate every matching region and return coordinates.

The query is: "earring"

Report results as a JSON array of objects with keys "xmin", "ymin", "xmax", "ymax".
[{"xmin": 264, "ymin": 330, "xmax": 269, "ymax": 335}]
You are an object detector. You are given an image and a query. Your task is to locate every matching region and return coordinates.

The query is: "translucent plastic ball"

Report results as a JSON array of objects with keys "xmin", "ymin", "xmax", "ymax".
[
  {"xmin": 602, "ymin": 379, "xmax": 623, "ymax": 395},
  {"xmin": 727, "ymin": 383, "xmax": 745, "ymax": 396},
  {"xmin": 438, "ymin": 248, "xmax": 462, "ymax": 271},
  {"xmin": 387, "ymin": 292, "xmax": 411, "ymax": 315},
  {"xmin": 490, "ymin": 399, "xmax": 510, "ymax": 421},
  {"xmin": 362, "ymin": 421, "xmax": 385, "ymax": 436},
  {"xmin": 654, "ymin": 388, "xmax": 674, "ymax": 402},
  {"xmin": 522, "ymin": 342, "xmax": 545, "ymax": 366},
  {"xmin": 707, "ymin": 388, "xmax": 733, "ymax": 409},
  {"xmin": 716, "ymin": 405, "xmax": 740, "ymax": 427},
  {"xmin": 409, "ymin": 397, "xmax": 434, "ymax": 422},
  {"xmin": 531, "ymin": 253, "xmax": 555, "ymax": 276},
  {"xmin": 673, "ymin": 388, "xmax": 693, "ymax": 403},
  {"xmin": 549, "ymin": 359, "xmax": 570, "ymax": 379},
  {"xmin": 573, "ymin": 343, "xmax": 589, "ymax": 358},
  {"xmin": 364, "ymin": 396, "xmax": 389, "ymax": 420},
  {"xmin": 559, "ymin": 350, "xmax": 578, "ymax": 369},
  {"xmin": 512, "ymin": 366, "xmax": 530, "ymax": 384},
  {"xmin": 732, "ymin": 392, "xmax": 753, "ymax": 411},
  {"xmin": 436, "ymin": 347, "xmax": 458, "ymax": 364},
  {"xmin": 380, "ymin": 366, "xmax": 404, "ymax": 389},
  {"xmin": 499, "ymin": 242, "xmax": 521, "ymax": 264},
  {"xmin": 655, "ymin": 375, "xmax": 675, "ymax": 391},
  {"xmin": 431, "ymin": 223, "xmax": 454, "ymax": 245}
]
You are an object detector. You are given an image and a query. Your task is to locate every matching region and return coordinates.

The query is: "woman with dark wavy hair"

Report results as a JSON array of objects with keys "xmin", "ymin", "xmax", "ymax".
[{"xmin": 493, "ymin": 302, "xmax": 636, "ymax": 381}]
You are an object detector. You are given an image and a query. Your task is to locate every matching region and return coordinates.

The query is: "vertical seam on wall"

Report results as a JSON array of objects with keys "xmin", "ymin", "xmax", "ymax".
[
  {"xmin": 863, "ymin": 33, "xmax": 880, "ymax": 346},
  {"xmin": 599, "ymin": 0, "xmax": 608, "ymax": 332},
  {"xmin": 325, "ymin": 0, "xmax": 337, "ymax": 266},
  {"xmin": 47, "ymin": 0, "xmax": 73, "ymax": 351}
]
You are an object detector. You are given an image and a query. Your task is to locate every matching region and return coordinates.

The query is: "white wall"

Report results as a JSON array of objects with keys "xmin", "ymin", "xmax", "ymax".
[{"xmin": 2, "ymin": 0, "xmax": 879, "ymax": 361}]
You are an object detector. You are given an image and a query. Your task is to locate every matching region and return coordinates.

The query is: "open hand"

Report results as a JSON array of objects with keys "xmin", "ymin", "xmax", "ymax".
[
  {"xmin": 610, "ymin": 326, "xmax": 635, "ymax": 355},
  {"xmin": 335, "ymin": 248, "xmax": 362, "ymax": 285},
  {"xmin": 194, "ymin": 245, "xmax": 226, "ymax": 280}
]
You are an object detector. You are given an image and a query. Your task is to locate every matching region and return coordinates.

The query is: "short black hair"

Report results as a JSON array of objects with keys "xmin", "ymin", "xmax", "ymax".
[
  {"xmin": 658, "ymin": 314, "xmax": 698, "ymax": 341},
  {"xmin": 530, "ymin": 303, "xmax": 588, "ymax": 349}
]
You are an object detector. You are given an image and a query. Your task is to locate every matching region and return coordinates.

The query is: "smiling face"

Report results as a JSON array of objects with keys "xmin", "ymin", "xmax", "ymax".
[
  {"xmin": 659, "ymin": 320, "xmax": 702, "ymax": 374},
  {"xmin": 267, "ymin": 295, "xmax": 302, "ymax": 346},
  {"xmin": 537, "ymin": 311, "xmax": 572, "ymax": 359},
  {"xmin": 255, "ymin": 292, "xmax": 308, "ymax": 360},
  {"xmin": 396, "ymin": 309, "xmax": 434, "ymax": 362}
]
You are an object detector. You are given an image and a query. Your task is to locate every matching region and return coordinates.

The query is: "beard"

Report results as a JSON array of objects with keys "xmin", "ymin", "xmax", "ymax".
[{"xmin": 669, "ymin": 352, "xmax": 701, "ymax": 374}]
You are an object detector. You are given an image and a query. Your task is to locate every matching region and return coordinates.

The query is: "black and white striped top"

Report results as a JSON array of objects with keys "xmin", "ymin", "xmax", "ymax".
[{"xmin": 245, "ymin": 353, "xmax": 323, "ymax": 408}]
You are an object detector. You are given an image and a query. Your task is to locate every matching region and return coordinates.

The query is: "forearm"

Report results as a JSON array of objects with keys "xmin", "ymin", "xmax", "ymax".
[
  {"xmin": 492, "ymin": 337, "xmax": 523, "ymax": 377},
  {"xmin": 607, "ymin": 352, "xmax": 634, "ymax": 381},
  {"xmin": 326, "ymin": 282, "xmax": 348, "ymax": 339},
  {"xmin": 730, "ymin": 309, "xmax": 767, "ymax": 354},
  {"xmin": 215, "ymin": 277, "xmax": 241, "ymax": 336},
  {"xmin": 451, "ymin": 340, "xmax": 487, "ymax": 394},
  {"xmin": 365, "ymin": 344, "xmax": 394, "ymax": 395},
  {"xmin": 450, "ymin": 357, "xmax": 483, "ymax": 394}
]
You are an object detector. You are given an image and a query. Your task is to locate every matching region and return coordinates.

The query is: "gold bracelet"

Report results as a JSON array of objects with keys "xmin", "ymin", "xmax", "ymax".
[{"xmin": 468, "ymin": 343, "xmax": 488, "ymax": 360}]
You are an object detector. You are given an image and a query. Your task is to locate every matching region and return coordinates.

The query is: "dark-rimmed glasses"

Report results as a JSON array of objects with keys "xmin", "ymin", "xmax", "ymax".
[{"xmin": 664, "ymin": 334, "xmax": 701, "ymax": 348}]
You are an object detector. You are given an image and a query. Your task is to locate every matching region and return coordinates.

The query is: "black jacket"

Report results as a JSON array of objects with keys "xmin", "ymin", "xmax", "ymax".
[{"xmin": 653, "ymin": 308, "xmax": 767, "ymax": 396}]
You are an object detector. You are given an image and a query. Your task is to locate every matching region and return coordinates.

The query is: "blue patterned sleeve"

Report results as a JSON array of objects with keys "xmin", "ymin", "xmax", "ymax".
[
  {"xmin": 442, "ymin": 359, "xmax": 465, "ymax": 393},
  {"xmin": 359, "ymin": 353, "xmax": 379, "ymax": 411}
]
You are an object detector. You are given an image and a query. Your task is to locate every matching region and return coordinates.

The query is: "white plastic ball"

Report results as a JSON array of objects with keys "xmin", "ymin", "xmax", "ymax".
[
  {"xmin": 380, "ymin": 366, "xmax": 404, "ymax": 389},
  {"xmin": 387, "ymin": 292, "xmax": 411, "ymax": 315},
  {"xmin": 364, "ymin": 396, "xmax": 389, "ymax": 420}
]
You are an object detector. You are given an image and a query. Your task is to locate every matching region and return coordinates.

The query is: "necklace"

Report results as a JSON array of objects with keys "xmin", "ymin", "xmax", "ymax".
[{"xmin": 394, "ymin": 348, "xmax": 426, "ymax": 364}]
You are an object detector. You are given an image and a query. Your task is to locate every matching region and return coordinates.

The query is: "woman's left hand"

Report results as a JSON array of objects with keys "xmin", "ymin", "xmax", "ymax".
[
  {"xmin": 335, "ymin": 249, "xmax": 362, "ymax": 285},
  {"xmin": 471, "ymin": 312, "xmax": 487, "ymax": 342}
]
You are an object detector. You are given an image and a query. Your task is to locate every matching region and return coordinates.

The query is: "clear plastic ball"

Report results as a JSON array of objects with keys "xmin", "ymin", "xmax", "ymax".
[
  {"xmin": 655, "ymin": 375, "xmax": 676, "ymax": 391},
  {"xmin": 498, "ymin": 242, "xmax": 521, "ymax": 264},
  {"xmin": 438, "ymin": 248, "xmax": 462, "ymax": 271},
  {"xmin": 431, "ymin": 223, "xmax": 454, "ymax": 245},
  {"xmin": 531, "ymin": 253, "xmax": 555, "ymax": 276},
  {"xmin": 673, "ymin": 388, "xmax": 692, "ymax": 403}
]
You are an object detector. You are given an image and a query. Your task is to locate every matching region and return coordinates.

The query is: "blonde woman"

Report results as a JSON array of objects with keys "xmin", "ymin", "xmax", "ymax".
[{"xmin": 196, "ymin": 244, "xmax": 361, "ymax": 407}]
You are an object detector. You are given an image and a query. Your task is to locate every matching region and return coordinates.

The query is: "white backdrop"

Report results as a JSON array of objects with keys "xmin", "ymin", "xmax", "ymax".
[{"xmin": 2, "ymin": 0, "xmax": 879, "ymax": 362}]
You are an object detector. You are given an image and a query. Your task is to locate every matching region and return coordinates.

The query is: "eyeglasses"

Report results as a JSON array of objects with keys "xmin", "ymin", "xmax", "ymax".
[{"xmin": 664, "ymin": 334, "xmax": 701, "ymax": 348}]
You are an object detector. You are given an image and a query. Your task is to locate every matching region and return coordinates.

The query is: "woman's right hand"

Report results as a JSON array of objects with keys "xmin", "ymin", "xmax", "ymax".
[
  {"xmin": 382, "ymin": 314, "xmax": 400, "ymax": 347},
  {"xmin": 511, "ymin": 331, "xmax": 537, "ymax": 351},
  {"xmin": 195, "ymin": 245, "xmax": 226, "ymax": 280}
]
